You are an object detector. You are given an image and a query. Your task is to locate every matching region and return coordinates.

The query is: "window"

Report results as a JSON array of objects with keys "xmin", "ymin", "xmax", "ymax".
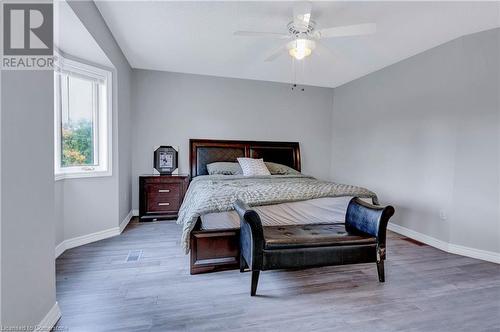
[{"xmin": 54, "ymin": 55, "xmax": 112, "ymax": 180}]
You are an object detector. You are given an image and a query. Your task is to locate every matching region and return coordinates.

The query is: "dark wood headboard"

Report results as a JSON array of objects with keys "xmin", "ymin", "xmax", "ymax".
[{"xmin": 190, "ymin": 139, "xmax": 301, "ymax": 177}]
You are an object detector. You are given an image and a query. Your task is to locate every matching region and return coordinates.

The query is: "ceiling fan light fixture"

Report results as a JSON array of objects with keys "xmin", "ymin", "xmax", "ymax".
[{"xmin": 287, "ymin": 38, "xmax": 315, "ymax": 60}]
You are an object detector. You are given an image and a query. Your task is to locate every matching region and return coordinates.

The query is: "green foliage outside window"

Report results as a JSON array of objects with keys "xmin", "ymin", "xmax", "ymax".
[{"xmin": 62, "ymin": 120, "xmax": 94, "ymax": 167}]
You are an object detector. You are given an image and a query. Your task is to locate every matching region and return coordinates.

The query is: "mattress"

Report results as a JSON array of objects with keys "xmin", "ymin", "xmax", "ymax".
[{"xmin": 200, "ymin": 196, "xmax": 355, "ymax": 230}]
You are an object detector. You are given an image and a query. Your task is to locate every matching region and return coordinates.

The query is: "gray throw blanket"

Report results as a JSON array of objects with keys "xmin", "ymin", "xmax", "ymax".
[{"xmin": 177, "ymin": 175, "xmax": 377, "ymax": 253}]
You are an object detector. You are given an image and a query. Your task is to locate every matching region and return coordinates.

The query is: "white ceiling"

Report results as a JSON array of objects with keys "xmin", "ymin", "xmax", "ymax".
[
  {"xmin": 54, "ymin": 0, "xmax": 112, "ymax": 67},
  {"xmin": 95, "ymin": 1, "xmax": 499, "ymax": 88}
]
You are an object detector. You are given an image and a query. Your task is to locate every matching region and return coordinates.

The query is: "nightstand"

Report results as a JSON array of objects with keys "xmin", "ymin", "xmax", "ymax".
[{"xmin": 139, "ymin": 174, "xmax": 189, "ymax": 221}]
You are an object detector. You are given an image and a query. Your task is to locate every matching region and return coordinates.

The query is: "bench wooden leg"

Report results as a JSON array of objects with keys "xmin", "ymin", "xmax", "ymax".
[
  {"xmin": 376, "ymin": 260, "xmax": 385, "ymax": 282},
  {"xmin": 240, "ymin": 254, "xmax": 246, "ymax": 273},
  {"xmin": 251, "ymin": 270, "xmax": 260, "ymax": 296}
]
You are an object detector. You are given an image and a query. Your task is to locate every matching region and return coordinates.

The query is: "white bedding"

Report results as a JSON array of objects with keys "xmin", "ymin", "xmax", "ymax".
[{"xmin": 200, "ymin": 196, "xmax": 355, "ymax": 230}]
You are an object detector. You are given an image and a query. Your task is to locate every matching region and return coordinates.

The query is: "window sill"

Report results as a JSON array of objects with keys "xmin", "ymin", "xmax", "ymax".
[{"xmin": 55, "ymin": 170, "xmax": 112, "ymax": 181}]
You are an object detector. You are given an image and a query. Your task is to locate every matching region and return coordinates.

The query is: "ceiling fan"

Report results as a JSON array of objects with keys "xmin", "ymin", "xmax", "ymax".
[{"xmin": 233, "ymin": 2, "xmax": 376, "ymax": 62}]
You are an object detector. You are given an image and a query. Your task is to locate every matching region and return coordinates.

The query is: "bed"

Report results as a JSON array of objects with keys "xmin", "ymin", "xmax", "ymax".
[{"xmin": 181, "ymin": 139, "xmax": 377, "ymax": 274}]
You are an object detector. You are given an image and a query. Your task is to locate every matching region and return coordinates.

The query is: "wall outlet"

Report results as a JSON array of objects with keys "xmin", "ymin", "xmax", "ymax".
[{"xmin": 439, "ymin": 209, "xmax": 447, "ymax": 221}]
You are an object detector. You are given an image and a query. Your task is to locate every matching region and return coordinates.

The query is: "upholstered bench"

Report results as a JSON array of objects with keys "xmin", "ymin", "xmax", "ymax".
[{"xmin": 234, "ymin": 197, "xmax": 395, "ymax": 296}]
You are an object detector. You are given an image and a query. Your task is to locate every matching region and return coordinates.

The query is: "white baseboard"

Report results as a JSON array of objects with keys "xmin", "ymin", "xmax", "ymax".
[
  {"xmin": 388, "ymin": 222, "xmax": 500, "ymax": 264},
  {"xmin": 446, "ymin": 242, "xmax": 500, "ymax": 264},
  {"xmin": 120, "ymin": 210, "xmax": 134, "ymax": 233},
  {"xmin": 54, "ymin": 241, "xmax": 66, "ymax": 259},
  {"xmin": 56, "ymin": 210, "xmax": 133, "ymax": 258},
  {"xmin": 35, "ymin": 302, "xmax": 61, "ymax": 332},
  {"xmin": 132, "ymin": 209, "xmax": 139, "ymax": 217},
  {"xmin": 388, "ymin": 223, "xmax": 449, "ymax": 252}
]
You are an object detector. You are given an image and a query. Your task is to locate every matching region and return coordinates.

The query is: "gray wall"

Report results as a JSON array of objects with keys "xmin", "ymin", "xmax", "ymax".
[
  {"xmin": 131, "ymin": 70, "xmax": 334, "ymax": 209},
  {"xmin": 69, "ymin": 0, "xmax": 133, "ymax": 224},
  {"xmin": 54, "ymin": 181, "xmax": 65, "ymax": 246},
  {"xmin": 1, "ymin": 71, "xmax": 56, "ymax": 326},
  {"xmin": 0, "ymin": 69, "xmax": 2, "ymax": 325},
  {"xmin": 55, "ymin": 1, "xmax": 132, "ymax": 246},
  {"xmin": 331, "ymin": 28, "xmax": 500, "ymax": 253}
]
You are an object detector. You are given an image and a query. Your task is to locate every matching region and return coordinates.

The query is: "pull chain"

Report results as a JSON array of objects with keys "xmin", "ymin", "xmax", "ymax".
[{"xmin": 291, "ymin": 57, "xmax": 305, "ymax": 92}]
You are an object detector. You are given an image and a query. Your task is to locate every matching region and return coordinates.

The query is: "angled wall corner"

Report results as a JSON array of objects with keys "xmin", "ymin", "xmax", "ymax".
[{"xmin": 54, "ymin": 0, "xmax": 133, "ymax": 255}]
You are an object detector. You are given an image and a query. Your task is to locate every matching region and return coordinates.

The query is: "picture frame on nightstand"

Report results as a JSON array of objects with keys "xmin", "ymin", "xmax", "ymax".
[{"xmin": 153, "ymin": 145, "xmax": 179, "ymax": 175}]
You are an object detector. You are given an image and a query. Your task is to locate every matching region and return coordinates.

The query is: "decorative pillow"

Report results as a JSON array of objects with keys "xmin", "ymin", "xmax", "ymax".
[
  {"xmin": 265, "ymin": 162, "xmax": 301, "ymax": 175},
  {"xmin": 237, "ymin": 158, "xmax": 271, "ymax": 176},
  {"xmin": 206, "ymin": 162, "xmax": 242, "ymax": 175}
]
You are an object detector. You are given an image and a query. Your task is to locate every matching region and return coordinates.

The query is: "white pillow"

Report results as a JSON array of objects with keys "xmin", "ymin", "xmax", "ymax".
[{"xmin": 237, "ymin": 158, "xmax": 271, "ymax": 176}]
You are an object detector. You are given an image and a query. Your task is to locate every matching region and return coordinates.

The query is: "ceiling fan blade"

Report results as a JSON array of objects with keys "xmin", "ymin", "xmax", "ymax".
[
  {"xmin": 314, "ymin": 41, "xmax": 350, "ymax": 64},
  {"xmin": 234, "ymin": 31, "xmax": 290, "ymax": 39},
  {"xmin": 314, "ymin": 41, "xmax": 336, "ymax": 59},
  {"xmin": 318, "ymin": 23, "xmax": 376, "ymax": 39},
  {"xmin": 293, "ymin": 2, "xmax": 312, "ymax": 32},
  {"xmin": 264, "ymin": 44, "xmax": 287, "ymax": 62}
]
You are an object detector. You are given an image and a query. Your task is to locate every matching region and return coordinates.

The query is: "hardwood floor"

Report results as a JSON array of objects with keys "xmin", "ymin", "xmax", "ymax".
[{"xmin": 55, "ymin": 219, "xmax": 500, "ymax": 332}]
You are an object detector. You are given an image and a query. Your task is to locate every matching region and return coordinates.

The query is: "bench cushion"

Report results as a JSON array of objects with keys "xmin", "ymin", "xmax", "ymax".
[{"xmin": 263, "ymin": 223, "xmax": 377, "ymax": 250}]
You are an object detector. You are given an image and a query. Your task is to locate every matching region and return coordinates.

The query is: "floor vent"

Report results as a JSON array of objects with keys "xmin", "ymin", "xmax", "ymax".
[
  {"xmin": 401, "ymin": 237, "xmax": 426, "ymax": 246},
  {"xmin": 126, "ymin": 250, "xmax": 143, "ymax": 262}
]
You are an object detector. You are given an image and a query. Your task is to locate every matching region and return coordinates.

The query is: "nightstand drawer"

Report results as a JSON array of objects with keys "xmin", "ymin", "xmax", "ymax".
[
  {"xmin": 147, "ymin": 196, "xmax": 180, "ymax": 213},
  {"xmin": 146, "ymin": 183, "xmax": 180, "ymax": 197}
]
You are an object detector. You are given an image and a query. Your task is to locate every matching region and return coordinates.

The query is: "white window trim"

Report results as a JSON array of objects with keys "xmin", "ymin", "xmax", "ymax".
[{"xmin": 54, "ymin": 54, "xmax": 113, "ymax": 181}]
